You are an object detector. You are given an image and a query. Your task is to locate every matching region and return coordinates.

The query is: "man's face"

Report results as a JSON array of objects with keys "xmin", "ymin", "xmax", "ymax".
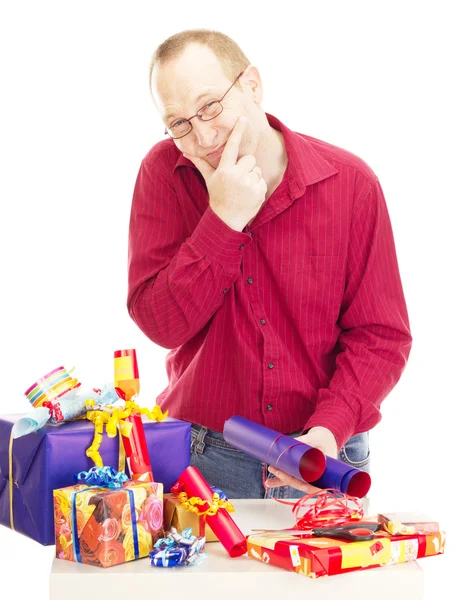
[{"xmin": 151, "ymin": 44, "xmax": 260, "ymax": 168}]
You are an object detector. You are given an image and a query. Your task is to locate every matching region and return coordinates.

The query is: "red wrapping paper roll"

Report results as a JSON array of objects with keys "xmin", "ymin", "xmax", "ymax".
[
  {"xmin": 121, "ymin": 413, "xmax": 154, "ymax": 482},
  {"xmin": 178, "ymin": 466, "xmax": 247, "ymax": 558}
]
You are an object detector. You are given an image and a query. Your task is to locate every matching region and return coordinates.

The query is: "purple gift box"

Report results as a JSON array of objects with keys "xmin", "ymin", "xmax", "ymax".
[{"xmin": 0, "ymin": 414, "xmax": 190, "ymax": 546}]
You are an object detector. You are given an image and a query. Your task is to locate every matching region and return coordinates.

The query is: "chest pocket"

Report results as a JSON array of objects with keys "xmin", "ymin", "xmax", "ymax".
[{"xmin": 278, "ymin": 255, "xmax": 344, "ymax": 344}]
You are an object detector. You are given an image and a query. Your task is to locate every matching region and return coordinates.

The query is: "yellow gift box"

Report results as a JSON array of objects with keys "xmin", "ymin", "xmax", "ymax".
[{"xmin": 163, "ymin": 493, "xmax": 218, "ymax": 542}]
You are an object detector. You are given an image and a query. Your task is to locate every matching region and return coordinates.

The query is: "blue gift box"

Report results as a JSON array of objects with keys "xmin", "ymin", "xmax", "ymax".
[{"xmin": 0, "ymin": 414, "xmax": 191, "ymax": 546}]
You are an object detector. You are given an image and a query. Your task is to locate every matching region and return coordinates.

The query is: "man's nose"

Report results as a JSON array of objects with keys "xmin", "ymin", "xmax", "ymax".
[{"xmin": 191, "ymin": 118, "xmax": 217, "ymax": 147}]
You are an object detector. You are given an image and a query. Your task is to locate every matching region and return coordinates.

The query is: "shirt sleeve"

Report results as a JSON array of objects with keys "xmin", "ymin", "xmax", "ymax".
[
  {"xmin": 303, "ymin": 176, "xmax": 413, "ymax": 450},
  {"xmin": 127, "ymin": 157, "xmax": 250, "ymax": 349}
]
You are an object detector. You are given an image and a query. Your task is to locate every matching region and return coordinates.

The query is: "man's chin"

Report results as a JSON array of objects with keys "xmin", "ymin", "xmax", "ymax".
[{"xmin": 206, "ymin": 154, "xmax": 222, "ymax": 166}]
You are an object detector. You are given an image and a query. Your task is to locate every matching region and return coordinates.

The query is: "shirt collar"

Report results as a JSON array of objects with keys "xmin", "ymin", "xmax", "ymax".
[
  {"xmin": 265, "ymin": 112, "xmax": 339, "ymax": 198},
  {"xmin": 173, "ymin": 112, "xmax": 338, "ymax": 197}
]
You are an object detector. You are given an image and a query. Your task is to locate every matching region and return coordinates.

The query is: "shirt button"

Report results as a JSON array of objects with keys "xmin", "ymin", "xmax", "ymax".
[
  {"xmin": 260, "ymin": 319, "xmax": 266, "ymax": 325},
  {"xmin": 239, "ymin": 244, "xmax": 244, "ymax": 250},
  {"xmin": 247, "ymin": 278, "xmax": 254, "ymax": 284},
  {"xmin": 223, "ymin": 289, "xmax": 228, "ymax": 294},
  {"xmin": 267, "ymin": 362, "xmax": 274, "ymax": 369},
  {"xmin": 266, "ymin": 404, "xmax": 273, "ymax": 411},
  {"xmin": 247, "ymin": 231, "xmax": 253, "ymax": 236}
]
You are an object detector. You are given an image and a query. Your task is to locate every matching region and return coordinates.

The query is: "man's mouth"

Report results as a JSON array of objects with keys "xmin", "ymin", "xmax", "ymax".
[{"xmin": 207, "ymin": 143, "xmax": 226, "ymax": 158}]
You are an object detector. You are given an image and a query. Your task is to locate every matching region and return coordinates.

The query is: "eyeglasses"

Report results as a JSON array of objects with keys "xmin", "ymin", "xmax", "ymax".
[{"xmin": 164, "ymin": 71, "xmax": 245, "ymax": 140}]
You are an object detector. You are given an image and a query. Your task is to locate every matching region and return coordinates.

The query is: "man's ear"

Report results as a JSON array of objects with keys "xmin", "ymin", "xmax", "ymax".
[{"xmin": 242, "ymin": 65, "xmax": 263, "ymax": 104}]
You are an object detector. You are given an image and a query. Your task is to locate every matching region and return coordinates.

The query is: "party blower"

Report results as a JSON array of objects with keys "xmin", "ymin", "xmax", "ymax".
[
  {"xmin": 223, "ymin": 416, "xmax": 371, "ymax": 498},
  {"xmin": 114, "ymin": 349, "xmax": 154, "ymax": 482}
]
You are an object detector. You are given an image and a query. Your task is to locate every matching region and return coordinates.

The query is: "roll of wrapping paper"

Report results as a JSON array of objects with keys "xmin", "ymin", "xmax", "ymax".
[
  {"xmin": 177, "ymin": 466, "xmax": 247, "ymax": 558},
  {"xmin": 12, "ymin": 384, "xmax": 123, "ymax": 439},
  {"xmin": 223, "ymin": 416, "xmax": 326, "ymax": 483},
  {"xmin": 312, "ymin": 455, "xmax": 371, "ymax": 498},
  {"xmin": 120, "ymin": 413, "xmax": 154, "ymax": 482},
  {"xmin": 223, "ymin": 416, "xmax": 371, "ymax": 498},
  {"xmin": 114, "ymin": 349, "xmax": 153, "ymax": 482}
]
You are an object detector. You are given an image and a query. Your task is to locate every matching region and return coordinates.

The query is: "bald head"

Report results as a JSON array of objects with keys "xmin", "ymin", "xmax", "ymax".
[{"xmin": 151, "ymin": 44, "xmax": 236, "ymax": 123}]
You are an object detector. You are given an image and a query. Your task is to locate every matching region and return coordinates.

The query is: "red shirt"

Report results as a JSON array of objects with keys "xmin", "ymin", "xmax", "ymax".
[{"xmin": 127, "ymin": 112, "xmax": 412, "ymax": 449}]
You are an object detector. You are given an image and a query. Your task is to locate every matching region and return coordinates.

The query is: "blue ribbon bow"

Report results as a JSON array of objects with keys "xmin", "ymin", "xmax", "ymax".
[
  {"xmin": 150, "ymin": 527, "xmax": 206, "ymax": 567},
  {"xmin": 75, "ymin": 466, "xmax": 129, "ymax": 488}
]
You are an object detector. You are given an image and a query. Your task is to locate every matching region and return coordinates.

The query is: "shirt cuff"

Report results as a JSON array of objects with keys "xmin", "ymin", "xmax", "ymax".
[
  {"xmin": 303, "ymin": 399, "xmax": 357, "ymax": 452},
  {"xmin": 188, "ymin": 207, "xmax": 252, "ymax": 264}
]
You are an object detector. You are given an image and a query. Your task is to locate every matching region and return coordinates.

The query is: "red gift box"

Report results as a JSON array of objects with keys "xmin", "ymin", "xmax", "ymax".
[{"xmin": 246, "ymin": 528, "xmax": 446, "ymax": 578}]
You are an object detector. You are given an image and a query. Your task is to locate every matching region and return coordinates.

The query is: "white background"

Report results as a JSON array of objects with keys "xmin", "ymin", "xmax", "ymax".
[{"xmin": 0, "ymin": 1, "xmax": 469, "ymax": 597}]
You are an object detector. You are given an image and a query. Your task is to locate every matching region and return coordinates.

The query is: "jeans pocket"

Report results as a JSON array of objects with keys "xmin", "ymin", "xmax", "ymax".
[{"xmin": 338, "ymin": 432, "xmax": 370, "ymax": 468}]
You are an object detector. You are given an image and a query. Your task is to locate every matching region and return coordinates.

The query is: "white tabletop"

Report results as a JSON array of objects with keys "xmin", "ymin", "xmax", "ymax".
[{"xmin": 50, "ymin": 499, "xmax": 425, "ymax": 600}]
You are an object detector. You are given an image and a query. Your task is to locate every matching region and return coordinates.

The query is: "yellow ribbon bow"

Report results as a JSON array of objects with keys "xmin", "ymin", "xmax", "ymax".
[
  {"xmin": 85, "ymin": 399, "xmax": 168, "ymax": 467},
  {"xmin": 177, "ymin": 491, "xmax": 234, "ymax": 517}
]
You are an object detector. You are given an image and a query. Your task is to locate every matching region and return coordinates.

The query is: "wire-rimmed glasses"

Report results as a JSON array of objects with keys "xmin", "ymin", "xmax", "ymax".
[{"xmin": 164, "ymin": 71, "xmax": 245, "ymax": 140}]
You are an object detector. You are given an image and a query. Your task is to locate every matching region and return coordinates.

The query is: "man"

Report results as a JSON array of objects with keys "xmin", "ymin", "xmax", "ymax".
[{"xmin": 127, "ymin": 29, "xmax": 412, "ymax": 498}]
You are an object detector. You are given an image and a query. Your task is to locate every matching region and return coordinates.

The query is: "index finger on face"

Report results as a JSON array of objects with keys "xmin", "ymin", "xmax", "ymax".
[{"xmin": 219, "ymin": 116, "xmax": 247, "ymax": 166}]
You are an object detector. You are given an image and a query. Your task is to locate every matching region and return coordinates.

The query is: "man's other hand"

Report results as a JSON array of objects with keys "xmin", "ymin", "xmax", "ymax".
[{"xmin": 265, "ymin": 426, "xmax": 338, "ymax": 493}]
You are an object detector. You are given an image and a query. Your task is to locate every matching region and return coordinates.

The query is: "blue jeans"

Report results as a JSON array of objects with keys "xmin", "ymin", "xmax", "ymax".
[{"xmin": 190, "ymin": 425, "xmax": 370, "ymax": 499}]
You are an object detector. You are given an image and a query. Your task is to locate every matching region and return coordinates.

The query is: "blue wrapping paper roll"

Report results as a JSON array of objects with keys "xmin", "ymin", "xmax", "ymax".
[
  {"xmin": 10, "ymin": 407, "xmax": 51, "ymax": 438},
  {"xmin": 313, "ymin": 456, "xmax": 371, "ymax": 498},
  {"xmin": 223, "ymin": 415, "xmax": 371, "ymax": 498},
  {"xmin": 223, "ymin": 416, "xmax": 325, "ymax": 482},
  {"xmin": 0, "ymin": 415, "xmax": 191, "ymax": 545}
]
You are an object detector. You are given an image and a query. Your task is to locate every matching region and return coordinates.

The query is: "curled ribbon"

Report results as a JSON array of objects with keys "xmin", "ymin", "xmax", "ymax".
[
  {"xmin": 292, "ymin": 489, "xmax": 365, "ymax": 529},
  {"xmin": 177, "ymin": 491, "xmax": 234, "ymax": 517},
  {"xmin": 210, "ymin": 486, "xmax": 228, "ymax": 501},
  {"xmin": 42, "ymin": 400, "xmax": 64, "ymax": 423},
  {"xmin": 75, "ymin": 466, "xmax": 129, "ymax": 488},
  {"xmin": 150, "ymin": 527, "xmax": 206, "ymax": 567},
  {"xmin": 84, "ymin": 399, "xmax": 168, "ymax": 467},
  {"xmin": 25, "ymin": 366, "xmax": 81, "ymax": 408}
]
